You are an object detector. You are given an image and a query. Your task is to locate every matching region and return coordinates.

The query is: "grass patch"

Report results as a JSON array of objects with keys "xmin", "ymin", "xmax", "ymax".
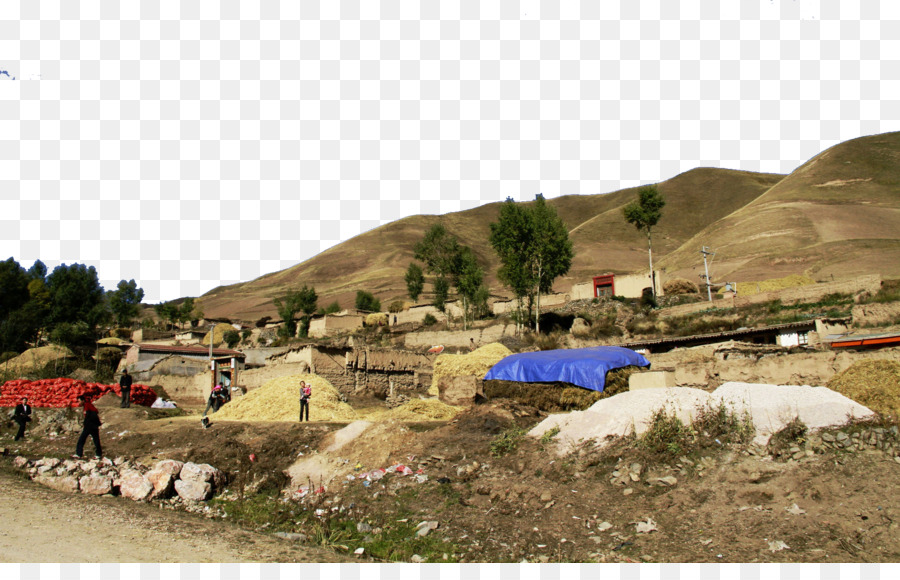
[{"xmin": 490, "ymin": 425, "xmax": 526, "ymax": 457}]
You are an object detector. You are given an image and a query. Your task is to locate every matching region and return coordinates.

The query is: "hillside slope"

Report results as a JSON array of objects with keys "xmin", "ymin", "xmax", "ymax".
[{"xmin": 660, "ymin": 132, "xmax": 900, "ymax": 284}]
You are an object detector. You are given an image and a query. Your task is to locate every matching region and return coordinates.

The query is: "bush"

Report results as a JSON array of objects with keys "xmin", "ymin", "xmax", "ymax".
[
  {"xmin": 355, "ymin": 290, "xmax": 381, "ymax": 312},
  {"xmin": 490, "ymin": 426, "xmax": 526, "ymax": 457},
  {"xmin": 241, "ymin": 329, "xmax": 252, "ymax": 342},
  {"xmin": 223, "ymin": 330, "xmax": 241, "ymax": 348},
  {"xmin": 423, "ymin": 313, "xmax": 438, "ymax": 326},
  {"xmin": 640, "ymin": 287, "xmax": 657, "ymax": 309},
  {"xmin": 663, "ymin": 278, "xmax": 700, "ymax": 295},
  {"xmin": 388, "ymin": 301, "xmax": 405, "ymax": 313}
]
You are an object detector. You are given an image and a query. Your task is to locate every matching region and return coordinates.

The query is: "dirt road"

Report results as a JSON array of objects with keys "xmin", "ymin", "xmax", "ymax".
[{"xmin": 0, "ymin": 471, "xmax": 346, "ymax": 563}]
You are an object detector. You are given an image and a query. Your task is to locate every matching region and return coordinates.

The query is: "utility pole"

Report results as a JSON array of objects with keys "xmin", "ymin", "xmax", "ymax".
[{"xmin": 700, "ymin": 247, "xmax": 715, "ymax": 302}]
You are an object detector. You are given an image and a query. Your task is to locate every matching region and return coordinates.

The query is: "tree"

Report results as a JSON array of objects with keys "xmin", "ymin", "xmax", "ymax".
[
  {"xmin": 154, "ymin": 301, "xmax": 180, "ymax": 330},
  {"xmin": 431, "ymin": 277, "xmax": 449, "ymax": 313},
  {"xmin": 46, "ymin": 263, "xmax": 108, "ymax": 328},
  {"xmin": 295, "ymin": 285, "xmax": 318, "ymax": 338},
  {"xmin": 355, "ymin": 290, "xmax": 381, "ymax": 313},
  {"xmin": 108, "ymin": 279, "xmax": 145, "ymax": 327},
  {"xmin": 176, "ymin": 297, "xmax": 201, "ymax": 328},
  {"xmin": 454, "ymin": 247, "xmax": 487, "ymax": 330},
  {"xmin": 26, "ymin": 259, "xmax": 47, "ymax": 281},
  {"xmin": 413, "ymin": 224, "xmax": 461, "ymax": 281},
  {"xmin": 273, "ymin": 293, "xmax": 301, "ymax": 339},
  {"xmin": 0, "ymin": 257, "xmax": 30, "ymax": 321},
  {"xmin": 623, "ymin": 185, "xmax": 666, "ymax": 298},
  {"xmin": 405, "ymin": 262, "xmax": 425, "ymax": 302},
  {"xmin": 223, "ymin": 329, "xmax": 241, "ymax": 349},
  {"xmin": 490, "ymin": 195, "xmax": 573, "ymax": 333}
]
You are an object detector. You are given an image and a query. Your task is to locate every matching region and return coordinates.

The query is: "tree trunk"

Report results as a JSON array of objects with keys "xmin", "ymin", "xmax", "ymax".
[{"xmin": 647, "ymin": 229, "xmax": 655, "ymax": 297}]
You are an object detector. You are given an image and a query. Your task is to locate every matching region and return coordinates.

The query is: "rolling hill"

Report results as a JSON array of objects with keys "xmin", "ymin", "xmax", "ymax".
[{"xmin": 198, "ymin": 132, "xmax": 900, "ymax": 321}]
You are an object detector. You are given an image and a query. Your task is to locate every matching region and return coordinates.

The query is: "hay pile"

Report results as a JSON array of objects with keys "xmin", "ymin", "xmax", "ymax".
[
  {"xmin": 97, "ymin": 337, "xmax": 124, "ymax": 346},
  {"xmin": 3, "ymin": 345, "xmax": 74, "ymax": 372},
  {"xmin": 429, "ymin": 343, "xmax": 512, "ymax": 395},
  {"xmin": 827, "ymin": 360, "xmax": 900, "ymax": 419},
  {"xmin": 202, "ymin": 325, "xmax": 234, "ymax": 346},
  {"xmin": 736, "ymin": 274, "xmax": 815, "ymax": 296},
  {"xmin": 381, "ymin": 398, "xmax": 462, "ymax": 421},
  {"xmin": 365, "ymin": 313, "xmax": 388, "ymax": 327},
  {"xmin": 214, "ymin": 374, "xmax": 358, "ymax": 422}
]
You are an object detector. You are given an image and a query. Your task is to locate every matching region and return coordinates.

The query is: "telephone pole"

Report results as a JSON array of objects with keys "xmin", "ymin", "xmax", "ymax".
[{"xmin": 700, "ymin": 247, "xmax": 715, "ymax": 302}]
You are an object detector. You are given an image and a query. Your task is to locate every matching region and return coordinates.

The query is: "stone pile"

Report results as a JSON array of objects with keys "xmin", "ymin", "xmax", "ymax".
[
  {"xmin": 14, "ymin": 456, "xmax": 226, "ymax": 502},
  {"xmin": 766, "ymin": 425, "xmax": 900, "ymax": 462}
]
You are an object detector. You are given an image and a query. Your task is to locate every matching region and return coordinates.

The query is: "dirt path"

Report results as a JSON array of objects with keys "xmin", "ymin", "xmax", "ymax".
[{"xmin": 0, "ymin": 472, "xmax": 348, "ymax": 563}]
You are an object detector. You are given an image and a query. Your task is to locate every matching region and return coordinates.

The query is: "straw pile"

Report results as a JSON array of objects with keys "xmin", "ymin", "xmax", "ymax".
[
  {"xmin": 202, "ymin": 324, "xmax": 234, "ymax": 346},
  {"xmin": 214, "ymin": 374, "xmax": 359, "ymax": 422},
  {"xmin": 365, "ymin": 313, "xmax": 388, "ymax": 327},
  {"xmin": 429, "ymin": 343, "xmax": 512, "ymax": 395},
  {"xmin": 97, "ymin": 337, "xmax": 124, "ymax": 346},
  {"xmin": 2, "ymin": 345, "xmax": 74, "ymax": 373},
  {"xmin": 736, "ymin": 274, "xmax": 815, "ymax": 296},
  {"xmin": 826, "ymin": 360, "xmax": 900, "ymax": 419},
  {"xmin": 380, "ymin": 398, "xmax": 463, "ymax": 421}
]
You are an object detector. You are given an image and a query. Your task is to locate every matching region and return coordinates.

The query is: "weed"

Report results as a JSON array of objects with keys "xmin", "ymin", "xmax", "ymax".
[
  {"xmin": 767, "ymin": 416, "xmax": 808, "ymax": 456},
  {"xmin": 539, "ymin": 426, "xmax": 561, "ymax": 445},
  {"xmin": 692, "ymin": 401, "xmax": 755, "ymax": 445},
  {"xmin": 637, "ymin": 408, "xmax": 691, "ymax": 459},
  {"xmin": 490, "ymin": 425, "xmax": 526, "ymax": 457}
]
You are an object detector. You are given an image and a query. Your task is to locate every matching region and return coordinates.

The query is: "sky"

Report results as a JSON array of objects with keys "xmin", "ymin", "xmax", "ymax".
[{"xmin": 1, "ymin": 1, "xmax": 899, "ymax": 304}]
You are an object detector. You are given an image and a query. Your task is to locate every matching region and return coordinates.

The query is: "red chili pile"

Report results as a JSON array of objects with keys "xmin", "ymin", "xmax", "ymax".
[{"xmin": 0, "ymin": 378, "xmax": 156, "ymax": 408}]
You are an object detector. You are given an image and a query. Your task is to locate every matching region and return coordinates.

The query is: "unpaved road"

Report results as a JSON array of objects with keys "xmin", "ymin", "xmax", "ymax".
[{"xmin": 0, "ymin": 471, "xmax": 347, "ymax": 563}]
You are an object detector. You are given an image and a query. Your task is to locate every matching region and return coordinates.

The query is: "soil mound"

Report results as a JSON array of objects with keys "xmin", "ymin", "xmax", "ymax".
[
  {"xmin": 4, "ymin": 345, "xmax": 74, "ymax": 373},
  {"xmin": 214, "ymin": 374, "xmax": 358, "ymax": 422},
  {"xmin": 826, "ymin": 360, "xmax": 900, "ymax": 419}
]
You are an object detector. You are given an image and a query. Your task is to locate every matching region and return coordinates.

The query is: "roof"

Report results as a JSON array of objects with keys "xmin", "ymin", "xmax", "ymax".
[
  {"xmin": 619, "ymin": 320, "xmax": 828, "ymax": 351},
  {"xmin": 132, "ymin": 344, "xmax": 245, "ymax": 358},
  {"xmin": 828, "ymin": 331, "xmax": 900, "ymax": 349}
]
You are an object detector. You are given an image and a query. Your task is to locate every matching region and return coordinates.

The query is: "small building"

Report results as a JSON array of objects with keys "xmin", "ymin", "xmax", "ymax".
[
  {"xmin": 593, "ymin": 274, "xmax": 615, "ymax": 298},
  {"xmin": 308, "ymin": 313, "xmax": 365, "ymax": 338},
  {"xmin": 174, "ymin": 329, "xmax": 207, "ymax": 344},
  {"xmin": 123, "ymin": 343, "xmax": 246, "ymax": 387}
]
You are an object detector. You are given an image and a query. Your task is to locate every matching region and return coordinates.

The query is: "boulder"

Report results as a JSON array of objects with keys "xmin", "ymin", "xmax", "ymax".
[
  {"xmin": 180, "ymin": 462, "xmax": 225, "ymax": 490},
  {"xmin": 79, "ymin": 475, "xmax": 113, "ymax": 495},
  {"xmin": 36, "ymin": 475, "xmax": 80, "ymax": 494},
  {"xmin": 118, "ymin": 470, "xmax": 154, "ymax": 501},
  {"xmin": 571, "ymin": 318, "xmax": 591, "ymax": 337},
  {"xmin": 13, "ymin": 456, "xmax": 29, "ymax": 469},
  {"xmin": 152, "ymin": 459, "xmax": 184, "ymax": 477},
  {"xmin": 146, "ymin": 470, "xmax": 176, "ymax": 499},
  {"xmin": 175, "ymin": 478, "xmax": 213, "ymax": 501}
]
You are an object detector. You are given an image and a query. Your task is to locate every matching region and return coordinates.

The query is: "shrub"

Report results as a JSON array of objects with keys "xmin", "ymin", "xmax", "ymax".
[
  {"xmin": 640, "ymin": 287, "xmax": 657, "ymax": 309},
  {"xmin": 588, "ymin": 313, "xmax": 623, "ymax": 338},
  {"xmin": 355, "ymin": 290, "xmax": 381, "ymax": 312},
  {"xmin": 638, "ymin": 408, "xmax": 691, "ymax": 458},
  {"xmin": 241, "ymin": 329, "xmax": 252, "ymax": 342},
  {"xmin": 422, "ymin": 313, "xmax": 438, "ymax": 326},
  {"xmin": 490, "ymin": 425, "xmax": 526, "ymax": 457},
  {"xmin": 223, "ymin": 330, "xmax": 241, "ymax": 348},
  {"xmin": 388, "ymin": 301, "xmax": 405, "ymax": 313},
  {"xmin": 663, "ymin": 278, "xmax": 700, "ymax": 295}
]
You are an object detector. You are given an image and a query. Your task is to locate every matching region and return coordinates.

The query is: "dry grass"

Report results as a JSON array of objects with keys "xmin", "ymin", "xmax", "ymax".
[
  {"xmin": 734, "ymin": 274, "xmax": 815, "ymax": 296},
  {"xmin": 826, "ymin": 360, "xmax": 900, "ymax": 420},
  {"xmin": 214, "ymin": 374, "xmax": 358, "ymax": 422}
]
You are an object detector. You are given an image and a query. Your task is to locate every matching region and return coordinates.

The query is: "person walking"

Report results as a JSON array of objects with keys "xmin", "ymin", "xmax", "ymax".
[
  {"xmin": 298, "ymin": 381, "xmax": 311, "ymax": 422},
  {"xmin": 13, "ymin": 397, "xmax": 32, "ymax": 441},
  {"xmin": 203, "ymin": 384, "xmax": 224, "ymax": 417},
  {"xmin": 119, "ymin": 368, "xmax": 133, "ymax": 408},
  {"xmin": 74, "ymin": 394, "xmax": 103, "ymax": 459}
]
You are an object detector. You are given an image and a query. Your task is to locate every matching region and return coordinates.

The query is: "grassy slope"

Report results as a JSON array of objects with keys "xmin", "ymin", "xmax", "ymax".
[{"xmin": 659, "ymin": 131, "xmax": 900, "ymax": 283}]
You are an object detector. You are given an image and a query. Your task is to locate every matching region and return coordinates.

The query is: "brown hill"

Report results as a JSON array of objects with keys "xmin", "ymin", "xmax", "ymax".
[
  {"xmin": 198, "ymin": 132, "xmax": 900, "ymax": 322},
  {"xmin": 660, "ymin": 132, "xmax": 900, "ymax": 285}
]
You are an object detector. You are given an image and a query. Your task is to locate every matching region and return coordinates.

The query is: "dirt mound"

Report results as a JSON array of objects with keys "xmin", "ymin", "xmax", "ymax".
[
  {"xmin": 3, "ymin": 345, "xmax": 74, "ymax": 373},
  {"xmin": 213, "ymin": 374, "xmax": 358, "ymax": 422},
  {"xmin": 429, "ymin": 343, "xmax": 512, "ymax": 395},
  {"xmin": 380, "ymin": 398, "xmax": 462, "ymax": 421},
  {"xmin": 826, "ymin": 360, "xmax": 900, "ymax": 419}
]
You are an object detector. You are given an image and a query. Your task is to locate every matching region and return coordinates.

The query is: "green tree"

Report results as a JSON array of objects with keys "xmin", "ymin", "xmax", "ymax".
[
  {"xmin": 623, "ymin": 185, "xmax": 666, "ymax": 298},
  {"xmin": 223, "ymin": 329, "xmax": 241, "ymax": 349},
  {"xmin": 490, "ymin": 195, "xmax": 573, "ymax": 333},
  {"xmin": 454, "ymin": 247, "xmax": 487, "ymax": 330},
  {"xmin": 413, "ymin": 224, "xmax": 461, "ymax": 281},
  {"xmin": 108, "ymin": 279, "xmax": 145, "ymax": 327},
  {"xmin": 0, "ymin": 257, "xmax": 30, "ymax": 321},
  {"xmin": 26, "ymin": 259, "xmax": 47, "ymax": 281},
  {"xmin": 154, "ymin": 302, "xmax": 180, "ymax": 331},
  {"xmin": 431, "ymin": 276, "xmax": 449, "ymax": 313},
  {"xmin": 295, "ymin": 285, "xmax": 318, "ymax": 338},
  {"xmin": 355, "ymin": 290, "xmax": 381, "ymax": 312},
  {"xmin": 176, "ymin": 297, "xmax": 202, "ymax": 328},
  {"xmin": 318, "ymin": 301, "xmax": 341, "ymax": 316},
  {"xmin": 46, "ymin": 263, "xmax": 108, "ymax": 328},
  {"xmin": 405, "ymin": 262, "xmax": 425, "ymax": 302}
]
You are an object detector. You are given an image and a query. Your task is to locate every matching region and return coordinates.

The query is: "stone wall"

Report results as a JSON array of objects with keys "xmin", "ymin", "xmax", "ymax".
[
  {"xmin": 308, "ymin": 314, "xmax": 365, "ymax": 338},
  {"xmin": 403, "ymin": 324, "xmax": 518, "ymax": 349},
  {"xmin": 391, "ymin": 305, "xmax": 448, "ymax": 326}
]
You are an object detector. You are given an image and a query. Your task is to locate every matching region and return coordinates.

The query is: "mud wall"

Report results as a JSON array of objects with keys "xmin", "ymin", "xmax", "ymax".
[{"xmin": 404, "ymin": 324, "xmax": 518, "ymax": 349}]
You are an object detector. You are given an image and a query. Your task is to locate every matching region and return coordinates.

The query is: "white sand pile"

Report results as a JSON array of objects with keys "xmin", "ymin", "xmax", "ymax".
[
  {"xmin": 711, "ymin": 382, "xmax": 876, "ymax": 445},
  {"xmin": 529, "ymin": 387, "xmax": 712, "ymax": 455},
  {"xmin": 530, "ymin": 382, "xmax": 877, "ymax": 454}
]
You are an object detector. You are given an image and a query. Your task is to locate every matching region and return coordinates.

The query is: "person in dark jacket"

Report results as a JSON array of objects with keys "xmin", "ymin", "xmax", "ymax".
[
  {"xmin": 74, "ymin": 394, "xmax": 102, "ymax": 459},
  {"xmin": 119, "ymin": 368, "xmax": 133, "ymax": 408},
  {"xmin": 13, "ymin": 397, "xmax": 32, "ymax": 441}
]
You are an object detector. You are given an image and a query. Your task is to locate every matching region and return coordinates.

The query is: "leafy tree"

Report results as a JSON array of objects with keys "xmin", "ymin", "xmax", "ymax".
[
  {"xmin": 175, "ymin": 297, "xmax": 202, "ymax": 328},
  {"xmin": 413, "ymin": 224, "xmax": 461, "ymax": 281},
  {"xmin": 272, "ymin": 286, "xmax": 317, "ymax": 338},
  {"xmin": 623, "ymin": 185, "xmax": 666, "ymax": 298},
  {"xmin": 26, "ymin": 259, "xmax": 47, "ymax": 281},
  {"xmin": 46, "ymin": 263, "xmax": 108, "ymax": 328},
  {"xmin": 405, "ymin": 262, "xmax": 425, "ymax": 302},
  {"xmin": 318, "ymin": 301, "xmax": 341, "ymax": 316},
  {"xmin": 108, "ymin": 279, "xmax": 145, "ymax": 327},
  {"xmin": 154, "ymin": 301, "xmax": 180, "ymax": 331},
  {"xmin": 355, "ymin": 290, "xmax": 381, "ymax": 312},
  {"xmin": 0, "ymin": 257, "xmax": 30, "ymax": 321},
  {"xmin": 455, "ymin": 247, "xmax": 487, "ymax": 330},
  {"xmin": 49, "ymin": 321, "xmax": 95, "ymax": 350},
  {"xmin": 431, "ymin": 277, "xmax": 449, "ymax": 313},
  {"xmin": 490, "ymin": 195, "xmax": 573, "ymax": 333}
]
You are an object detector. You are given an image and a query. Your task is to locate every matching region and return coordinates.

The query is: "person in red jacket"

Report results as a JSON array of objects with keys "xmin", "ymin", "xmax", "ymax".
[{"xmin": 73, "ymin": 394, "xmax": 103, "ymax": 459}]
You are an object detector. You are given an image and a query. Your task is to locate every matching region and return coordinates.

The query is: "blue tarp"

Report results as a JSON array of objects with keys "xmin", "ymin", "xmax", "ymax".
[{"xmin": 483, "ymin": 346, "xmax": 651, "ymax": 392}]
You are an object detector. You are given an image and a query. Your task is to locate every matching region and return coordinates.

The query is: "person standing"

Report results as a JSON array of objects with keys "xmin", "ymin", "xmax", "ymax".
[
  {"xmin": 74, "ymin": 394, "xmax": 103, "ymax": 459},
  {"xmin": 298, "ymin": 381, "xmax": 311, "ymax": 422},
  {"xmin": 119, "ymin": 368, "xmax": 133, "ymax": 408},
  {"xmin": 203, "ymin": 384, "xmax": 223, "ymax": 417},
  {"xmin": 13, "ymin": 397, "xmax": 32, "ymax": 441}
]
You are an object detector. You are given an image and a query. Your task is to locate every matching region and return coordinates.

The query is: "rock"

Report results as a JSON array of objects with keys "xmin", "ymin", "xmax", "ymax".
[
  {"xmin": 146, "ymin": 470, "xmax": 176, "ymax": 499},
  {"xmin": 410, "ymin": 555, "xmax": 426, "ymax": 563},
  {"xmin": 36, "ymin": 475, "xmax": 80, "ymax": 494},
  {"xmin": 821, "ymin": 432, "xmax": 835, "ymax": 442},
  {"xmin": 119, "ymin": 470, "xmax": 154, "ymax": 501},
  {"xmin": 438, "ymin": 376, "xmax": 484, "ymax": 406},
  {"xmin": 357, "ymin": 522, "xmax": 373, "ymax": 533},
  {"xmin": 540, "ymin": 492, "xmax": 553, "ymax": 502},
  {"xmin": 792, "ymin": 451, "xmax": 806, "ymax": 461},
  {"xmin": 37, "ymin": 457, "xmax": 61, "ymax": 469},
  {"xmin": 657, "ymin": 476, "xmax": 678, "ymax": 486},
  {"xmin": 273, "ymin": 532, "xmax": 308, "ymax": 542},
  {"xmin": 415, "ymin": 521, "xmax": 439, "ymax": 537},
  {"xmin": 152, "ymin": 459, "xmax": 184, "ymax": 477},
  {"xmin": 623, "ymin": 488, "xmax": 633, "ymax": 496},
  {"xmin": 836, "ymin": 432, "xmax": 849, "ymax": 442},
  {"xmin": 175, "ymin": 479, "xmax": 213, "ymax": 501},
  {"xmin": 180, "ymin": 462, "xmax": 226, "ymax": 490},
  {"xmin": 13, "ymin": 456, "xmax": 29, "ymax": 468},
  {"xmin": 80, "ymin": 475, "xmax": 113, "ymax": 495},
  {"xmin": 597, "ymin": 521, "xmax": 613, "ymax": 531},
  {"xmin": 635, "ymin": 518, "xmax": 658, "ymax": 534},
  {"xmin": 571, "ymin": 318, "xmax": 591, "ymax": 337}
]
